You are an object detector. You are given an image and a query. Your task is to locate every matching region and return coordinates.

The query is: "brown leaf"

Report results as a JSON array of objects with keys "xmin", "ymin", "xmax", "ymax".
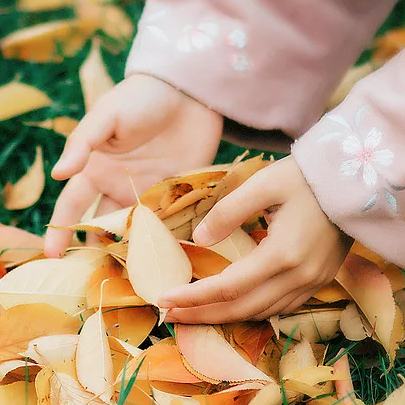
[
  {"xmin": 0, "ymin": 304, "xmax": 80, "ymax": 361},
  {"xmin": 1, "ymin": 19, "xmax": 99, "ymax": 63},
  {"xmin": 0, "ymin": 360, "xmax": 41, "ymax": 384},
  {"xmin": 3, "ymin": 146, "xmax": 45, "ymax": 210},
  {"xmin": 0, "ymin": 82, "xmax": 51, "ymax": 121}
]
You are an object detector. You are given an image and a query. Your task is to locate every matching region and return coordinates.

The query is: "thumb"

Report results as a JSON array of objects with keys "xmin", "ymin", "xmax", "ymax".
[
  {"xmin": 52, "ymin": 101, "xmax": 116, "ymax": 180},
  {"xmin": 193, "ymin": 163, "xmax": 285, "ymax": 246}
]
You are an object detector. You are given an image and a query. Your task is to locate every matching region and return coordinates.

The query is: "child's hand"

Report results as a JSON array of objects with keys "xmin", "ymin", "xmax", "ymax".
[
  {"xmin": 44, "ymin": 74, "xmax": 223, "ymax": 258},
  {"xmin": 159, "ymin": 156, "xmax": 353, "ymax": 324}
]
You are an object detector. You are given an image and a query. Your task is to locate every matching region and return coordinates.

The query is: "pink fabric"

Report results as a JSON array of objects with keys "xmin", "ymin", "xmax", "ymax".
[
  {"xmin": 293, "ymin": 50, "xmax": 405, "ymax": 267},
  {"xmin": 126, "ymin": 0, "xmax": 395, "ymax": 140}
]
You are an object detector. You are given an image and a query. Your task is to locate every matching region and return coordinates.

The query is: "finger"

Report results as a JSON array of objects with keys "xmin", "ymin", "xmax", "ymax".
[
  {"xmin": 193, "ymin": 162, "xmax": 287, "ymax": 246},
  {"xmin": 279, "ymin": 288, "xmax": 321, "ymax": 315},
  {"xmin": 52, "ymin": 102, "xmax": 116, "ymax": 181},
  {"xmin": 44, "ymin": 175, "xmax": 99, "ymax": 258},
  {"xmin": 163, "ymin": 266, "xmax": 309, "ymax": 324}
]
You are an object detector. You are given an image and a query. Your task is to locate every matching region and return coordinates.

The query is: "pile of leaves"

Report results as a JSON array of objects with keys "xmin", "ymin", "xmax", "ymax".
[{"xmin": 0, "ymin": 154, "xmax": 405, "ymax": 405}]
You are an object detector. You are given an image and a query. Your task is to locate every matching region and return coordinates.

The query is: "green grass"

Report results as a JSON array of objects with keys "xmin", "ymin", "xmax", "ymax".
[{"xmin": 1, "ymin": 1, "xmax": 405, "ymax": 404}]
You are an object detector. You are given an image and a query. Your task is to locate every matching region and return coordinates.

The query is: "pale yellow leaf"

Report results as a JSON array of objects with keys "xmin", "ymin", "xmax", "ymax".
[
  {"xmin": 3, "ymin": 146, "xmax": 45, "ymax": 210},
  {"xmin": 249, "ymin": 383, "xmax": 283, "ymax": 405},
  {"xmin": 0, "ymin": 82, "xmax": 51, "ymax": 121},
  {"xmin": 35, "ymin": 368, "xmax": 52, "ymax": 405},
  {"xmin": 17, "ymin": 0, "xmax": 74, "ymax": 11},
  {"xmin": 127, "ymin": 204, "xmax": 192, "ymax": 310},
  {"xmin": 79, "ymin": 39, "xmax": 114, "ymax": 111},
  {"xmin": 340, "ymin": 302, "xmax": 371, "ymax": 341},
  {"xmin": 208, "ymin": 227, "xmax": 257, "ymax": 263},
  {"xmin": 76, "ymin": 307, "xmax": 114, "ymax": 403},
  {"xmin": 0, "ymin": 381, "xmax": 37, "ymax": 404},
  {"xmin": 0, "ymin": 249, "xmax": 110, "ymax": 314},
  {"xmin": 24, "ymin": 117, "xmax": 79, "ymax": 137},
  {"xmin": 1, "ymin": 19, "xmax": 99, "ymax": 63},
  {"xmin": 108, "ymin": 336, "xmax": 143, "ymax": 359},
  {"xmin": 0, "ymin": 359, "xmax": 40, "ymax": 384}
]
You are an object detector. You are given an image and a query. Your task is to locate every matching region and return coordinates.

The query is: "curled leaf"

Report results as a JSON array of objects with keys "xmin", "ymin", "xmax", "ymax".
[{"xmin": 340, "ymin": 302, "xmax": 371, "ymax": 341}]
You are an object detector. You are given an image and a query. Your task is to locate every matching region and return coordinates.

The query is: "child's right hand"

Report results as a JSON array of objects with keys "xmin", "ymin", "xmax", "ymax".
[{"xmin": 44, "ymin": 74, "xmax": 223, "ymax": 258}]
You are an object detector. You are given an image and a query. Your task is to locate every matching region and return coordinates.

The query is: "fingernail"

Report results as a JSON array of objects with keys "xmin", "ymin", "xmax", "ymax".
[
  {"xmin": 194, "ymin": 223, "xmax": 213, "ymax": 246},
  {"xmin": 164, "ymin": 315, "xmax": 178, "ymax": 323},
  {"xmin": 158, "ymin": 297, "xmax": 176, "ymax": 309}
]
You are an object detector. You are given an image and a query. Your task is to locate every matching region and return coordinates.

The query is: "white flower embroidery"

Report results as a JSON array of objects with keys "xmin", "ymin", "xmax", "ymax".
[
  {"xmin": 177, "ymin": 23, "xmax": 218, "ymax": 52},
  {"xmin": 229, "ymin": 54, "xmax": 250, "ymax": 72},
  {"xmin": 340, "ymin": 127, "xmax": 394, "ymax": 186},
  {"xmin": 227, "ymin": 30, "xmax": 247, "ymax": 49},
  {"xmin": 145, "ymin": 26, "xmax": 170, "ymax": 43}
]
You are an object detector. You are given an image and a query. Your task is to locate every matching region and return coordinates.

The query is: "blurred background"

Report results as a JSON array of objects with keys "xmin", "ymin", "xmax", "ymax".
[{"xmin": 0, "ymin": 0, "xmax": 405, "ymax": 235}]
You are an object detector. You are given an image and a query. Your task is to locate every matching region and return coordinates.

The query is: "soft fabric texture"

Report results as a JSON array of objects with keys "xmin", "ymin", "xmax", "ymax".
[
  {"xmin": 293, "ymin": 50, "xmax": 405, "ymax": 266},
  {"xmin": 126, "ymin": 0, "xmax": 405, "ymax": 266}
]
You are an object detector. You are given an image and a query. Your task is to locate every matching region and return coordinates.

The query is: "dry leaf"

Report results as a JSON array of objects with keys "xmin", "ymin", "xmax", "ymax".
[
  {"xmin": 373, "ymin": 28, "xmax": 405, "ymax": 64},
  {"xmin": 3, "ymin": 146, "xmax": 45, "ymax": 210},
  {"xmin": 79, "ymin": 39, "xmax": 114, "ymax": 111},
  {"xmin": 278, "ymin": 310, "xmax": 342, "ymax": 343},
  {"xmin": 313, "ymin": 281, "xmax": 351, "ymax": 303},
  {"xmin": 1, "ymin": 19, "xmax": 99, "ymax": 63},
  {"xmin": 176, "ymin": 324, "xmax": 272, "ymax": 383},
  {"xmin": 256, "ymin": 337, "xmax": 285, "ymax": 381},
  {"xmin": 282, "ymin": 365, "xmax": 348, "ymax": 387},
  {"xmin": 208, "ymin": 227, "xmax": 257, "ymax": 263},
  {"xmin": 127, "ymin": 202, "xmax": 192, "ymax": 318},
  {"xmin": 108, "ymin": 336, "xmax": 143, "ymax": 359},
  {"xmin": 0, "ymin": 82, "xmax": 51, "ymax": 121},
  {"xmin": 24, "ymin": 117, "xmax": 79, "ymax": 137},
  {"xmin": 0, "ymin": 359, "xmax": 41, "ymax": 384},
  {"xmin": 180, "ymin": 241, "xmax": 231, "ymax": 279},
  {"xmin": 16, "ymin": 0, "xmax": 74, "ymax": 11},
  {"xmin": 35, "ymin": 368, "xmax": 52, "ymax": 405},
  {"xmin": 0, "ymin": 303, "xmax": 80, "ymax": 361},
  {"xmin": 383, "ymin": 375, "xmax": 405, "ymax": 404},
  {"xmin": 0, "ymin": 250, "xmax": 111, "ymax": 314},
  {"xmin": 340, "ymin": 302, "xmax": 371, "ymax": 341},
  {"xmin": 76, "ymin": 299, "xmax": 114, "ymax": 403},
  {"xmin": 336, "ymin": 254, "xmax": 404, "ymax": 363},
  {"xmin": 103, "ymin": 307, "xmax": 157, "ymax": 347},
  {"xmin": 232, "ymin": 322, "xmax": 274, "ymax": 365},
  {"xmin": 248, "ymin": 383, "xmax": 283, "ymax": 405},
  {"xmin": 0, "ymin": 225, "xmax": 43, "ymax": 268},
  {"xmin": 0, "ymin": 381, "xmax": 37, "ymax": 404}
]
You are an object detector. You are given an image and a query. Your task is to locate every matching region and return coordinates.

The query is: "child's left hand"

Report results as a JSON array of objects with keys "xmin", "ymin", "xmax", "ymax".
[{"xmin": 158, "ymin": 156, "xmax": 353, "ymax": 324}]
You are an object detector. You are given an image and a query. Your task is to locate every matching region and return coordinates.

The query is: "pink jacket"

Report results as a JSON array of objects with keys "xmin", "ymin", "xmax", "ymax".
[{"xmin": 126, "ymin": 0, "xmax": 405, "ymax": 266}]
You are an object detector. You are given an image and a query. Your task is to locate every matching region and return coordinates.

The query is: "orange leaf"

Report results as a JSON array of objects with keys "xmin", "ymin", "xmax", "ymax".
[
  {"xmin": 250, "ymin": 230, "xmax": 268, "ymax": 245},
  {"xmin": 232, "ymin": 322, "xmax": 274, "ymax": 365},
  {"xmin": 313, "ymin": 280, "xmax": 351, "ymax": 303},
  {"xmin": 3, "ymin": 146, "xmax": 45, "ymax": 210},
  {"xmin": 176, "ymin": 324, "xmax": 272, "ymax": 384},
  {"xmin": 335, "ymin": 254, "xmax": 404, "ymax": 363},
  {"xmin": 180, "ymin": 241, "xmax": 231, "ymax": 279},
  {"xmin": 0, "ymin": 304, "xmax": 80, "ymax": 361},
  {"xmin": 373, "ymin": 28, "xmax": 405, "ymax": 64},
  {"xmin": 103, "ymin": 307, "xmax": 157, "ymax": 347}
]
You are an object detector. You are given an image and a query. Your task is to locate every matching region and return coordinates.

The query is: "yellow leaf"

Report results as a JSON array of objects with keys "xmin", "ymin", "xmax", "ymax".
[
  {"xmin": 0, "ymin": 250, "xmax": 111, "ymax": 314},
  {"xmin": 127, "ymin": 202, "xmax": 192, "ymax": 317},
  {"xmin": 0, "ymin": 359, "xmax": 41, "ymax": 384},
  {"xmin": 0, "ymin": 381, "xmax": 37, "ymax": 404},
  {"xmin": 16, "ymin": 0, "xmax": 74, "ymax": 11},
  {"xmin": 1, "ymin": 19, "xmax": 98, "ymax": 63},
  {"xmin": 3, "ymin": 146, "xmax": 45, "ymax": 210},
  {"xmin": 35, "ymin": 368, "xmax": 52, "ymax": 405},
  {"xmin": 340, "ymin": 302, "xmax": 371, "ymax": 341},
  {"xmin": 0, "ymin": 303, "xmax": 80, "ymax": 361},
  {"xmin": 79, "ymin": 39, "xmax": 114, "ymax": 111},
  {"xmin": 248, "ymin": 383, "xmax": 283, "ymax": 405},
  {"xmin": 208, "ymin": 227, "xmax": 257, "ymax": 263},
  {"xmin": 76, "ymin": 303, "xmax": 114, "ymax": 403},
  {"xmin": 0, "ymin": 82, "xmax": 51, "ymax": 121},
  {"xmin": 24, "ymin": 117, "xmax": 79, "ymax": 137},
  {"xmin": 176, "ymin": 324, "xmax": 272, "ymax": 384}
]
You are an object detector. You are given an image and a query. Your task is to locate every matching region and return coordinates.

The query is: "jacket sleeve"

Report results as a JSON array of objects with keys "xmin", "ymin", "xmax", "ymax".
[
  {"xmin": 126, "ymin": 0, "xmax": 396, "ymax": 140},
  {"xmin": 292, "ymin": 50, "xmax": 405, "ymax": 267}
]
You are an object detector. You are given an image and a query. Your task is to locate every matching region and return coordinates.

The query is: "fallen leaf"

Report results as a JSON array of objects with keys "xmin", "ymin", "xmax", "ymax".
[
  {"xmin": 256, "ymin": 337, "xmax": 284, "ymax": 382},
  {"xmin": 3, "ymin": 146, "xmax": 45, "ymax": 210},
  {"xmin": 0, "ymin": 82, "xmax": 51, "ymax": 121},
  {"xmin": 278, "ymin": 310, "xmax": 342, "ymax": 343},
  {"xmin": 1, "ymin": 19, "xmax": 99, "ymax": 63},
  {"xmin": 76, "ymin": 289, "xmax": 114, "ymax": 403},
  {"xmin": 16, "ymin": 0, "xmax": 74, "ymax": 11},
  {"xmin": 248, "ymin": 383, "xmax": 283, "ymax": 405},
  {"xmin": 0, "ymin": 249, "xmax": 111, "ymax": 314},
  {"xmin": 232, "ymin": 322, "xmax": 274, "ymax": 365},
  {"xmin": 0, "ymin": 303, "xmax": 80, "ymax": 361},
  {"xmin": 340, "ymin": 302, "xmax": 371, "ymax": 341},
  {"xmin": 313, "ymin": 281, "xmax": 351, "ymax": 303},
  {"xmin": 127, "ymin": 199, "xmax": 192, "ymax": 319},
  {"xmin": 24, "ymin": 117, "xmax": 79, "ymax": 137},
  {"xmin": 250, "ymin": 230, "xmax": 268, "ymax": 245},
  {"xmin": 333, "ymin": 350, "xmax": 358, "ymax": 404},
  {"xmin": 103, "ymin": 307, "xmax": 157, "ymax": 347},
  {"xmin": 208, "ymin": 227, "xmax": 257, "ymax": 263},
  {"xmin": 0, "ymin": 226, "xmax": 43, "ymax": 268},
  {"xmin": 108, "ymin": 336, "xmax": 143, "ymax": 359},
  {"xmin": 176, "ymin": 324, "xmax": 272, "ymax": 384},
  {"xmin": 383, "ymin": 375, "xmax": 405, "ymax": 404},
  {"xmin": 373, "ymin": 28, "xmax": 405, "ymax": 64},
  {"xmin": 336, "ymin": 255, "xmax": 404, "ymax": 363},
  {"xmin": 79, "ymin": 38, "xmax": 114, "ymax": 111},
  {"xmin": 35, "ymin": 368, "xmax": 52, "ymax": 405},
  {"xmin": 180, "ymin": 241, "xmax": 231, "ymax": 279},
  {"xmin": 0, "ymin": 381, "xmax": 37, "ymax": 404},
  {"xmin": 0, "ymin": 359, "xmax": 41, "ymax": 384}
]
